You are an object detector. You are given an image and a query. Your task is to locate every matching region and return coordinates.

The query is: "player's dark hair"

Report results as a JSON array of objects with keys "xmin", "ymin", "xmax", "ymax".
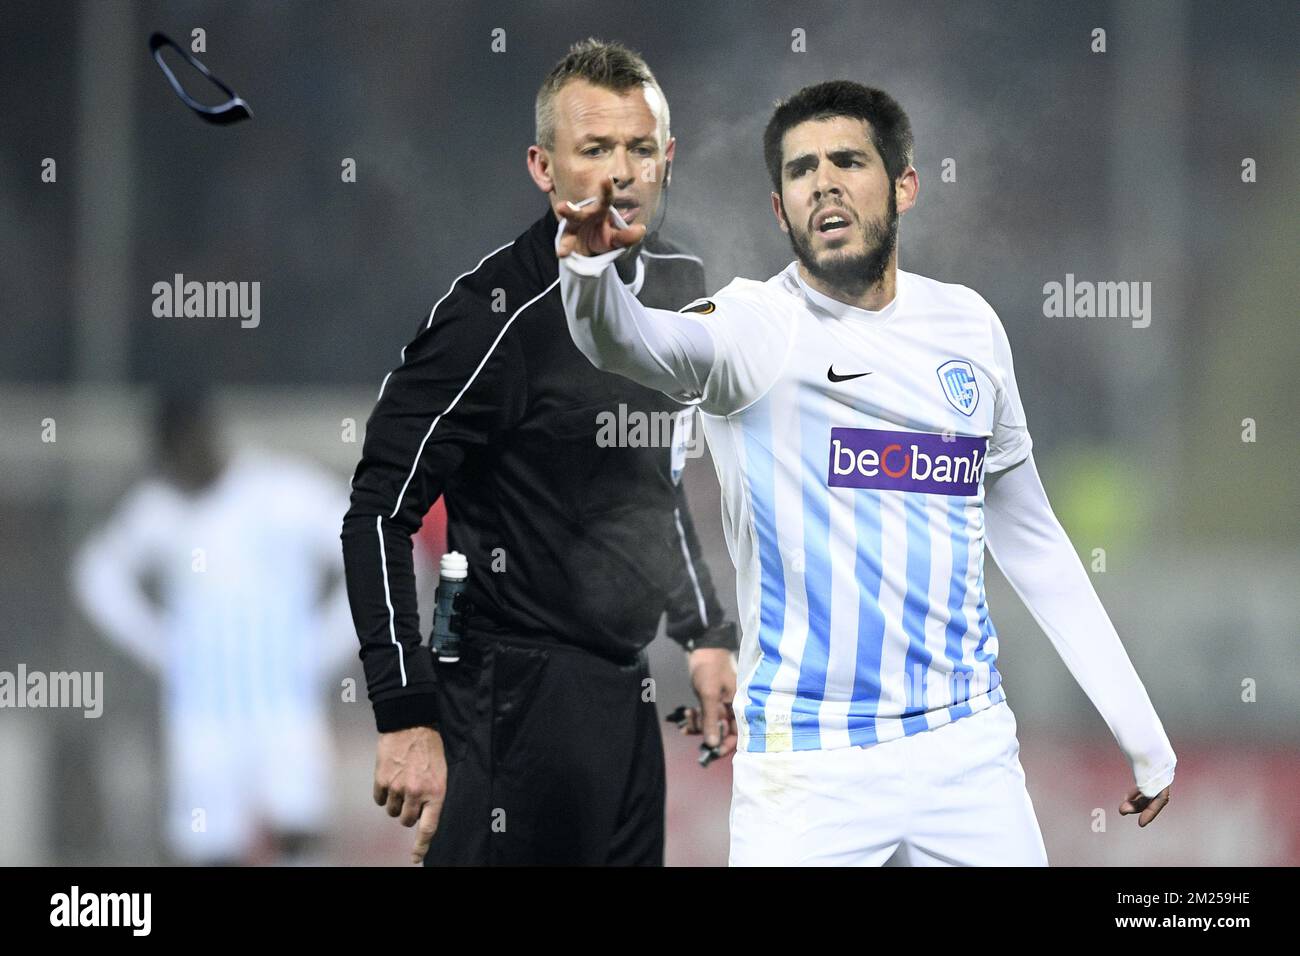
[
  {"xmin": 535, "ymin": 38, "xmax": 669, "ymax": 151},
  {"xmin": 763, "ymin": 81, "xmax": 914, "ymax": 197},
  {"xmin": 154, "ymin": 388, "xmax": 224, "ymax": 491},
  {"xmin": 156, "ymin": 388, "xmax": 213, "ymax": 459}
]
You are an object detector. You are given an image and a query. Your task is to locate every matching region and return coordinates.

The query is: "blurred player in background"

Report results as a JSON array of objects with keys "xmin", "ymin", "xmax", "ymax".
[
  {"xmin": 342, "ymin": 39, "xmax": 738, "ymax": 866},
  {"xmin": 73, "ymin": 391, "xmax": 356, "ymax": 865},
  {"xmin": 557, "ymin": 80, "xmax": 1176, "ymax": 865}
]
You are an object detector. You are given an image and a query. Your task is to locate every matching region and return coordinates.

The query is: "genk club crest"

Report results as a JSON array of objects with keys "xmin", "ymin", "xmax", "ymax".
[{"xmin": 936, "ymin": 359, "xmax": 979, "ymax": 416}]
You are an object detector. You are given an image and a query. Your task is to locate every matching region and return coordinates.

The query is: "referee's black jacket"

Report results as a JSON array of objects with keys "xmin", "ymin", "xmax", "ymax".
[{"xmin": 342, "ymin": 207, "xmax": 737, "ymax": 734}]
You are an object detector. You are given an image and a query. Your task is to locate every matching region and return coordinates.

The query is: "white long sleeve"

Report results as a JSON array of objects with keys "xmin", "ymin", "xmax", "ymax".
[
  {"xmin": 558, "ymin": 240, "xmax": 717, "ymax": 404},
  {"xmin": 559, "ymin": 231, "xmax": 797, "ymax": 416},
  {"xmin": 72, "ymin": 484, "xmax": 171, "ymax": 673},
  {"xmin": 984, "ymin": 452, "xmax": 1177, "ymax": 798},
  {"xmin": 304, "ymin": 473, "xmax": 362, "ymax": 681}
]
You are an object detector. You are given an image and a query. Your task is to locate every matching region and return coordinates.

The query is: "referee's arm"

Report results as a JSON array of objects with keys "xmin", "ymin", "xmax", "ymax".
[
  {"xmin": 663, "ymin": 478, "xmax": 739, "ymax": 756},
  {"xmin": 663, "ymin": 444, "xmax": 737, "ymax": 656},
  {"xmin": 341, "ymin": 292, "xmax": 525, "ymax": 734}
]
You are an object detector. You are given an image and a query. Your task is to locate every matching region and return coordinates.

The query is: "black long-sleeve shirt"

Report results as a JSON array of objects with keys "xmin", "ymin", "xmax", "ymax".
[{"xmin": 342, "ymin": 207, "xmax": 736, "ymax": 733}]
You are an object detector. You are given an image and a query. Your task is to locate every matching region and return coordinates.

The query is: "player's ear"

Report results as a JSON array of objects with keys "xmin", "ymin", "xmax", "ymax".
[
  {"xmin": 896, "ymin": 165, "xmax": 919, "ymax": 215},
  {"xmin": 771, "ymin": 191, "xmax": 789, "ymax": 233},
  {"xmin": 527, "ymin": 144, "xmax": 555, "ymax": 194},
  {"xmin": 664, "ymin": 136, "xmax": 676, "ymax": 185}
]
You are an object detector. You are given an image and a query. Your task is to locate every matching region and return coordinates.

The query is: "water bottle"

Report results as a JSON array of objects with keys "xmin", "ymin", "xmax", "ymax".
[{"xmin": 431, "ymin": 551, "xmax": 469, "ymax": 663}]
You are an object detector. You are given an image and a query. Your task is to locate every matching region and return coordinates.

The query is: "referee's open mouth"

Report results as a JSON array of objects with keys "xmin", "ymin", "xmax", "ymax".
[{"xmin": 611, "ymin": 198, "xmax": 641, "ymax": 223}]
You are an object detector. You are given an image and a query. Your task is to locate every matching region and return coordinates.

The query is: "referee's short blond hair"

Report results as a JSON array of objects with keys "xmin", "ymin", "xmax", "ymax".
[{"xmin": 535, "ymin": 38, "xmax": 670, "ymax": 152}]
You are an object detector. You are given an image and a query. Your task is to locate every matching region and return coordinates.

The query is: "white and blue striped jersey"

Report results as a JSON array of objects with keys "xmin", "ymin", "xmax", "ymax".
[
  {"xmin": 679, "ymin": 264, "xmax": 1031, "ymax": 751},
  {"xmin": 561, "ymin": 243, "xmax": 1176, "ymax": 794},
  {"xmin": 74, "ymin": 448, "xmax": 357, "ymax": 725},
  {"xmin": 565, "ymin": 254, "xmax": 1031, "ymax": 751}
]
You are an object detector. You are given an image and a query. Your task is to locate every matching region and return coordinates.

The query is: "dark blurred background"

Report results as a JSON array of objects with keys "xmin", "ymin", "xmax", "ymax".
[{"xmin": 1, "ymin": 0, "xmax": 1296, "ymax": 865}]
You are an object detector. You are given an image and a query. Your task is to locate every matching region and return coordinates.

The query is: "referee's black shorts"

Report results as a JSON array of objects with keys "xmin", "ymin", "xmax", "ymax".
[{"xmin": 423, "ymin": 625, "xmax": 666, "ymax": 866}]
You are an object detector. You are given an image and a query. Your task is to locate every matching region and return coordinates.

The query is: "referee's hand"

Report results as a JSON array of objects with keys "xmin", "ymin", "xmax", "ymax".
[
  {"xmin": 373, "ymin": 726, "xmax": 447, "ymax": 864},
  {"xmin": 555, "ymin": 177, "xmax": 646, "ymax": 258},
  {"xmin": 681, "ymin": 647, "xmax": 739, "ymax": 761}
]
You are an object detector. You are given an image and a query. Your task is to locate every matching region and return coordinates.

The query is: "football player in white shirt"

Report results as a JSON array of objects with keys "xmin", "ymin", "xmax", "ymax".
[
  {"xmin": 553, "ymin": 80, "xmax": 1175, "ymax": 865},
  {"xmin": 74, "ymin": 394, "xmax": 356, "ymax": 865}
]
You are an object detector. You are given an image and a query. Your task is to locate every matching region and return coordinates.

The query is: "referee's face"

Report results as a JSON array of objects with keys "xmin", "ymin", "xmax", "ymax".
[
  {"xmin": 529, "ymin": 79, "xmax": 675, "ymax": 231},
  {"xmin": 772, "ymin": 116, "xmax": 907, "ymax": 292}
]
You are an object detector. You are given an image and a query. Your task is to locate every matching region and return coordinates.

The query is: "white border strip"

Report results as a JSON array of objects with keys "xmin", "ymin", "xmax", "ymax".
[
  {"xmin": 388, "ymin": 278, "xmax": 560, "ymax": 520},
  {"xmin": 375, "ymin": 240, "xmax": 517, "ymax": 401},
  {"xmin": 376, "ymin": 515, "xmax": 407, "ymax": 686}
]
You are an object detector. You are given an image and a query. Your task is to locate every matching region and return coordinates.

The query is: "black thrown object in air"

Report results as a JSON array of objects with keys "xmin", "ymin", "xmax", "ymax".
[{"xmin": 149, "ymin": 32, "xmax": 253, "ymax": 125}]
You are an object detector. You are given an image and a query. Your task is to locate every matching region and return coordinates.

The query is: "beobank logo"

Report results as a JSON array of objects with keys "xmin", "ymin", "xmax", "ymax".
[{"xmin": 828, "ymin": 427, "xmax": 987, "ymax": 496}]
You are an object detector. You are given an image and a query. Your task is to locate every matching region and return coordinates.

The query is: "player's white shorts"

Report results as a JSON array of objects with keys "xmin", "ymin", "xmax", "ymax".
[
  {"xmin": 164, "ymin": 714, "xmax": 333, "ymax": 863},
  {"xmin": 729, "ymin": 699, "xmax": 1048, "ymax": 866}
]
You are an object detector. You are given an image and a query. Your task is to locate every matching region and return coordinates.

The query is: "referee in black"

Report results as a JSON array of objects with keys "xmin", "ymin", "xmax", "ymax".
[{"xmin": 341, "ymin": 40, "xmax": 738, "ymax": 865}]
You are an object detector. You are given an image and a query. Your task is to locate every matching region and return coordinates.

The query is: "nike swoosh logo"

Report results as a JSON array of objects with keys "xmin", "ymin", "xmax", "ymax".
[{"xmin": 827, "ymin": 366, "xmax": 873, "ymax": 383}]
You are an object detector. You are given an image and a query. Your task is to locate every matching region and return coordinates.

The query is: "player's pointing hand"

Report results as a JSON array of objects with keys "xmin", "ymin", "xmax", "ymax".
[
  {"xmin": 1119, "ymin": 784, "xmax": 1171, "ymax": 827},
  {"xmin": 556, "ymin": 177, "xmax": 647, "ymax": 258}
]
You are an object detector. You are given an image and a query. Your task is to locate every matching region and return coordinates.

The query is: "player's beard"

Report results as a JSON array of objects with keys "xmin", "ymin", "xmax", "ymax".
[{"xmin": 784, "ymin": 188, "xmax": 898, "ymax": 297}]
